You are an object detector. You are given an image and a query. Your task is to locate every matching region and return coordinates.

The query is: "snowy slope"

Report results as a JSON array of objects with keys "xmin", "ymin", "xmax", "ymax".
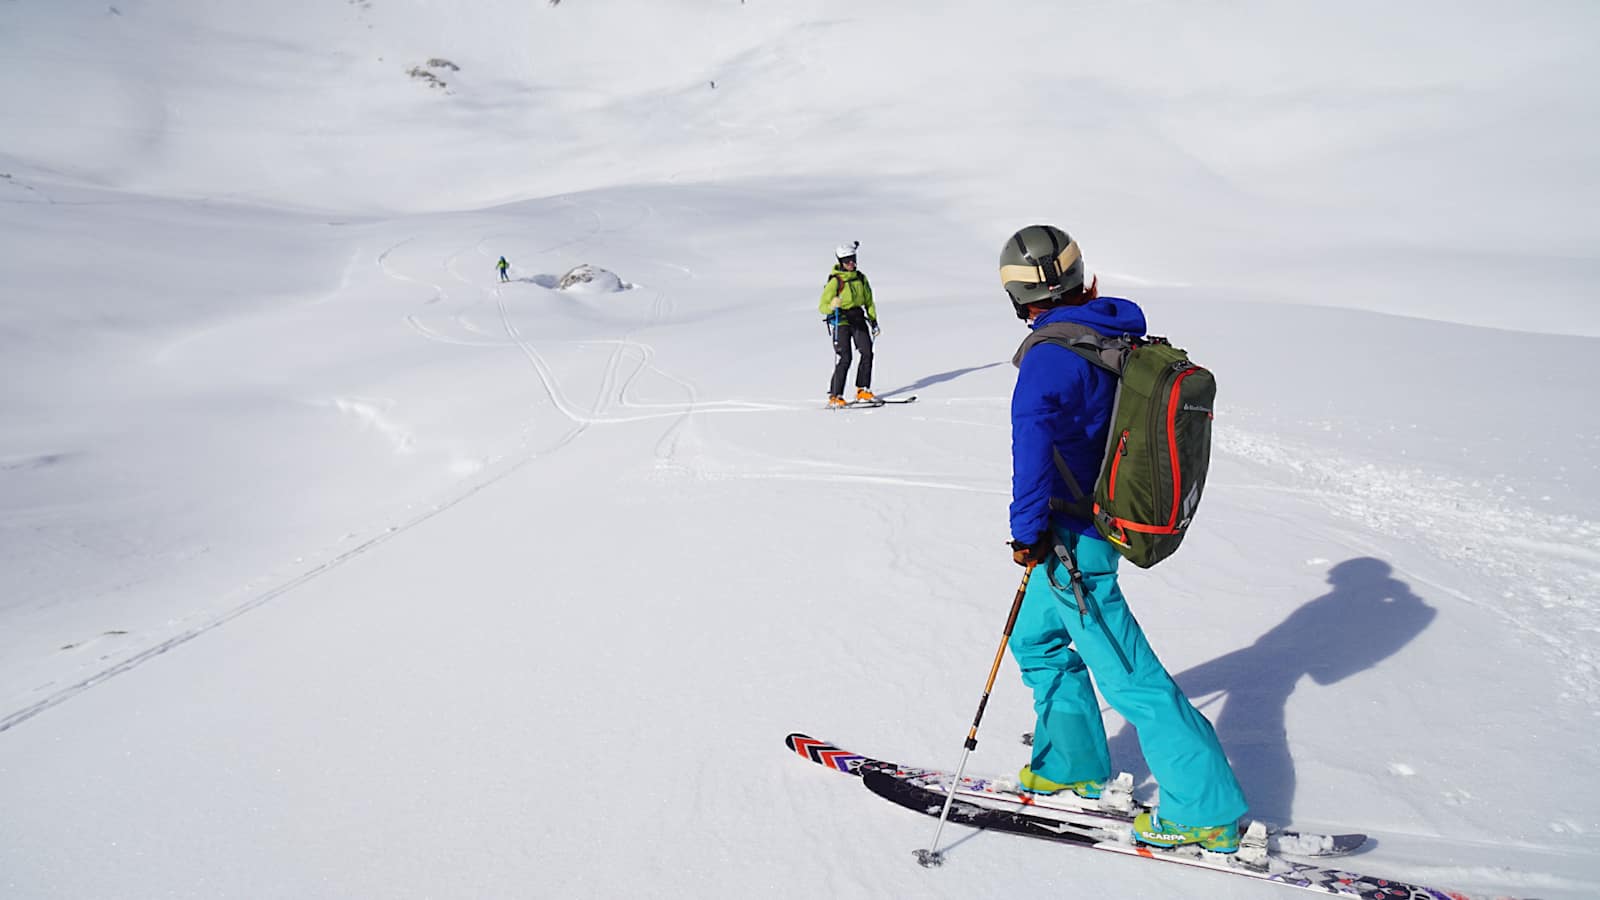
[{"xmin": 1, "ymin": 2, "xmax": 1598, "ymax": 898}]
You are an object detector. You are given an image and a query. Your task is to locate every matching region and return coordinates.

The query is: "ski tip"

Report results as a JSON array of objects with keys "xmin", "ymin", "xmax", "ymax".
[
  {"xmin": 780, "ymin": 730, "xmax": 819, "ymax": 749},
  {"xmin": 785, "ymin": 733, "xmax": 870, "ymax": 775}
]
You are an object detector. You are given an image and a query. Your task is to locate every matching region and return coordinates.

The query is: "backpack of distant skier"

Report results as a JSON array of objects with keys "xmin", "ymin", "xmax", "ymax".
[{"xmin": 1017, "ymin": 324, "xmax": 1216, "ymax": 568}]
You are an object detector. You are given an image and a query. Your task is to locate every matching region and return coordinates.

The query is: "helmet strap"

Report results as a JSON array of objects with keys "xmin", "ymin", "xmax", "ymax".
[
  {"xmin": 1019, "ymin": 230, "xmax": 1067, "ymax": 295},
  {"xmin": 1035, "ymin": 253, "xmax": 1064, "ymax": 291}
]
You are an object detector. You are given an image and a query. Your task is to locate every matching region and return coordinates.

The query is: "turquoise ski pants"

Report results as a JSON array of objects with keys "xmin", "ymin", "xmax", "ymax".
[{"xmin": 1009, "ymin": 528, "xmax": 1248, "ymax": 826}]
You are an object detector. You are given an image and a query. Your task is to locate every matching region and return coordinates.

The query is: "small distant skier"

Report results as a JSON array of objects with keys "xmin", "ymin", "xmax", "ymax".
[
  {"xmin": 496, "ymin": 256, "xmax": 510, "ymax": 282},
  {"xmin": 818, "ymin": 240, "xmax": 878, "ymax": 408},
  {"xmin": 998, "ymin": 224, "xmax": 1248, "ymax": 852}
]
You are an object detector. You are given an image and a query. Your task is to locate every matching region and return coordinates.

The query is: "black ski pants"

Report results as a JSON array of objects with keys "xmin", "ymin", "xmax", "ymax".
[{"xmin": 828, "ymin": 309, "xmax": 874, "ymax": 397}]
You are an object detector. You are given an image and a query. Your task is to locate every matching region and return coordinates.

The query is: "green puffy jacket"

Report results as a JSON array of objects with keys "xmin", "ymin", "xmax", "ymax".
[{"xmin": 817, "ymin": 267, "xmax": 876, "ymax": 321}]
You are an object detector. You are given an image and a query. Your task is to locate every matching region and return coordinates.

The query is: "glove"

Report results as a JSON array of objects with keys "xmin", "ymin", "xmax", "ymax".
[
  {"xmin": 869, "ymin": 319, "xmax": 880, "ymax": 338},
  {"xmin": 1009, "ymin": 536, "xmax": 1052, "ymax": 567},
  {"xmin": 829, "ymin": 296, "xmax": 842, "ymax": 311}
]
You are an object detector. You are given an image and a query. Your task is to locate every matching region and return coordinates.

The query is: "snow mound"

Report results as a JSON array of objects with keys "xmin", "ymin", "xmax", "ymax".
[{"xmin": 556, "ymin": 264, "xmax": 630, "ymax": 293}]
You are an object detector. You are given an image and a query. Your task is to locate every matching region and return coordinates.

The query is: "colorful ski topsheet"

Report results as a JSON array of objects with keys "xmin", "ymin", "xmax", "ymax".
[
  {"xmin": 785, "ymin": 733, "xmax": 1358, "ymax": 852},
  {"xmin": 788, "ymin": 733, "xmax": 1532, "ymax": 900},
  {"xmin": 864, "ymin": 770, "xmax": 1519, "ymax": 900},
  {"xmin": 882, "ymin": 764, "xmax": 1367, "ymax": 858},
  {"xmin": 787, "ymin": 734, "xmax": 871, "ymax": 773},
  {"xmin": 788, "ymin": 731, "xmax": 1134, "ymax": 813},
  {"xmin": 788, "ymin": 732, "xmax": 1106, "ymax": 816}
]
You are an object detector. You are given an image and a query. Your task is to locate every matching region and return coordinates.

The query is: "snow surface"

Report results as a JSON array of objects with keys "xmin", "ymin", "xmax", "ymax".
[{"xmin": 1, "ymin": 1, "xmax": 1597, "ymax": 898}]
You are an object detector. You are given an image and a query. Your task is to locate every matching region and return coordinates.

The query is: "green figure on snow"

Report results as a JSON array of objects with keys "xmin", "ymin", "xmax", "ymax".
[
  {"xmin": 818, "ymin": 240, "xmax": 879, "ymax": 408},
  {"xmin": 496, "ymin": 256, "xmax": 510, "ymax": 283}
]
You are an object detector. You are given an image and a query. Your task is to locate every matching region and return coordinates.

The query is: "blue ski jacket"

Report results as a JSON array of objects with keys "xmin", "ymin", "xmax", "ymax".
[{"xmin": 1010, "ymin": 297, "xmax": 1148, "ymax": 544}]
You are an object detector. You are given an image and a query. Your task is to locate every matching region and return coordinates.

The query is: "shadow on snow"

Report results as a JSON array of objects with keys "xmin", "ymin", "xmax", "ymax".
[
  {"xmin": 881, "ymin": 361, "xmax": 1006, "ymax": 399},
  {"xmin": 1106, "ymin": 556, "xmax": 1436, "ymax": 824}
]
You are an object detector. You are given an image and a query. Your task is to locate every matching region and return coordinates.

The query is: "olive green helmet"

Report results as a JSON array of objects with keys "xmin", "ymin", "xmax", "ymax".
[{"xmin": 999, "ymin": 224, "xmax": 1084, "ymax": 319}]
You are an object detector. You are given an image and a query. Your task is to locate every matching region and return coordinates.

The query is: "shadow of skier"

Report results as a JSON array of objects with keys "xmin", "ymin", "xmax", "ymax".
[
  {"xmin": 1105, "ymin": 557, "xmax": 1435, "ymax": 823},
  {"xmin": 881, "ymin": 361, "xmax": 1005, "ymax": 398}
]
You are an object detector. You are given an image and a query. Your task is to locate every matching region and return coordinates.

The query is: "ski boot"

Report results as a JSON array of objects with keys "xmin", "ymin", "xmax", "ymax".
[
  {"xmin": 1015, "ymin": 767, "xmax": 1136, "ymax": 814},
  {"xmin": 855, "ymin": 388, "xmax": 876, "ymax": 403},
  {"xmin": 1017, "ymin": 766, "xmax": 1104, "ymax": 800},
  {"xmin": 1132, "ymin": 811, "xmax": 1241, "ymax": 854},
  {"xmin": 827, "ymin": 395, "xmax": 847, "ymax": 409}
]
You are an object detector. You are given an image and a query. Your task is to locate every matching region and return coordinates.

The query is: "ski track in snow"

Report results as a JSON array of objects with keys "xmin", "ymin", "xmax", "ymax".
[
  {"xmin": 0, "ymin": 196, "xmax": 805, "ymax": 734},
  {"xmin": 0, "ymin": 455, "xmax": 551, "ymax": 734},
  {"xmin": 1, "ymin": 205, "xmax": 617, "ymax": 733}
]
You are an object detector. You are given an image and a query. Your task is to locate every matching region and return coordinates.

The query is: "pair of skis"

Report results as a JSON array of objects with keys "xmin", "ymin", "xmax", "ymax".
[
  {"xmin": 831, "ymin": 395, "xmax": 917, "ymax": 409},
  {"xmin": 786, "ymin": 733, "xmax": 1532, "ymax": 900}
]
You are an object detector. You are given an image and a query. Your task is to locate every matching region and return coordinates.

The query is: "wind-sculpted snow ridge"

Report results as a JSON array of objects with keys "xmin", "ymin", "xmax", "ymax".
[{"xmin": 1216, "ymin": 426, "xmax": 1600, "ymax": 706}]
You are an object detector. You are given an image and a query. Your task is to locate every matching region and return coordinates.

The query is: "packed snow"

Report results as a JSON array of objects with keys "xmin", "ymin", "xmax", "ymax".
[{"xmin": 1, "ymin": 1, "xmax": 1597, "ymax": 898}]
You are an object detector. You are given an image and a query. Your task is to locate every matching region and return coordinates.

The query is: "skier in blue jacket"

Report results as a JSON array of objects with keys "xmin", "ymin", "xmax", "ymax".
[{"xmin": 1000, "ymin": 224, "xmax": 1248, "ymax": 852}]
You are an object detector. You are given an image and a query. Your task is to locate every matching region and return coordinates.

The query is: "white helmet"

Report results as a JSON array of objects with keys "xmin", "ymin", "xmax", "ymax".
[{"xmin": 835, "ymin": 240, "xmax": 860, "ymax": 262}]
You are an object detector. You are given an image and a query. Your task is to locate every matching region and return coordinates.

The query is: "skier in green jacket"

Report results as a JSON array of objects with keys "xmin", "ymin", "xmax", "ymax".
[
  {"xmin": 818, "ymin": 240, "xmax": 879, "ymax": 407},
  {"xmin": 496, "ymin": 256, "xmax": 510, "ymax": 283}
]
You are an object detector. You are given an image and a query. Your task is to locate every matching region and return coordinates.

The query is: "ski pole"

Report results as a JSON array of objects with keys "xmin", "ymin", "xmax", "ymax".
[{"xmin": 915, "ymin": 563, "xmax": 1035, "ymax": 868}]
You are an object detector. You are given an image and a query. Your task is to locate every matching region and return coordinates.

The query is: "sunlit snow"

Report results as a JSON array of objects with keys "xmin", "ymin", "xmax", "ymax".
[{"xmin": 1, "ymin": 2, "xmax": 1596, "ymax": 898}]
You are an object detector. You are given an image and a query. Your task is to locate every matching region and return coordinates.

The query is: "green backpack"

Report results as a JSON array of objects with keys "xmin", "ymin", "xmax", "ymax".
[{"xmin": 1017, "ymin": 324, "xmax": 1216, "ymax": 568}]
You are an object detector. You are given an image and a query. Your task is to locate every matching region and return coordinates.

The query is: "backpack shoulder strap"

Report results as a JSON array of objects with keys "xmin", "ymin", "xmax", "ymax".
[
  {"xmin": 1012, "ymin": 321, "xmax": 1131, "ymax": 373},
  {"xmin": 1050, "ymin": 447, "xmax": 1093, "ymax": 511},
  {"xmin": 1014, "ymin": 322, "xmax": 1136, "ymax": 517}
]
